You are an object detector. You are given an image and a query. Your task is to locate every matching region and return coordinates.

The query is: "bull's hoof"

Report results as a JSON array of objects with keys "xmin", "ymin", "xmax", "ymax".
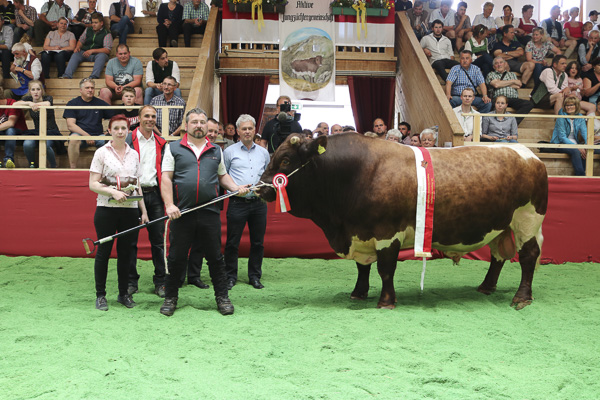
[
  {"xmin": 477, "ymin": 285, "xmax": 496, "ymax": 295},
  {"xmin": 376, "ymin": 302, "xmax": 396, "ymax": 310},
  {"xmin": 350, "ymin": 291, "xmax": 368, "ymax": 300},
  {"xmin": 511, "ymin": 297, "xmax": 533, "ymax": 310}
]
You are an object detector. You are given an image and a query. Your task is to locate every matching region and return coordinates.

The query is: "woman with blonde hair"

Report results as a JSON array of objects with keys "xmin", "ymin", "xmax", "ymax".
[
  {"xmin": 525, "ymin": 27, "xmax": 561, "ymax": 88},
  {"xmin": 564, "ymin": 7, "xmax": 584, "ymax": 41}
]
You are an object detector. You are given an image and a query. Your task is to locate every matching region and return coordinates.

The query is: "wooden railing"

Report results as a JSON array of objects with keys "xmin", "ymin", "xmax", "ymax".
[
  {"xmin": 464, "ymin": 112, "xmax": 600, "ymax": 177},
  {"xmin": 0, "ymin": 105, "xmax": 184, "ymax": 170}
]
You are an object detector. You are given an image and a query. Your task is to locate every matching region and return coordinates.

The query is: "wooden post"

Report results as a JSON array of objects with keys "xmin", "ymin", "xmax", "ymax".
[
  {"xmin": 586, "ymin": 114, "xmax": 594, "ymax": 177},
  {"xmin": 39, "ymin": 108, "xmax": 47, "ymax": 170},
  {"xmin": 472, "ymin": 114, "xmax": 481, "ymax": 143}
]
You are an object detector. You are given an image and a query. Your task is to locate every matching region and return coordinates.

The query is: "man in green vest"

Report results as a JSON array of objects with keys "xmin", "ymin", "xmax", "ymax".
[
  {"xmin": 61, "ymin": 12, "xmax": 112, "ymax": 79},
  {"xmin": 144, "ymin": 47, "xmax": 182, "ymax": 104}
]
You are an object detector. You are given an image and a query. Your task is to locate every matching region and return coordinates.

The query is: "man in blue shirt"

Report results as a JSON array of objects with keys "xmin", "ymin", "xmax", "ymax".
[
  {"xmin": 223, "ymin": 114, "xmax": 270, "ymax": 290},
  {"xmin": 64, "ymin": 78, "xmax": 113, "ymax": 168},
  {"xmin": 445, "ymin": 49, "xmax": 492, "ymax": 113}
]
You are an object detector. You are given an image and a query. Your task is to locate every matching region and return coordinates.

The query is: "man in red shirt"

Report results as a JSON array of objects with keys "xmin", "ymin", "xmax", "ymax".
[{"xmin": 0, "ymin": 91, "xmax": 27, "ymax": 168}]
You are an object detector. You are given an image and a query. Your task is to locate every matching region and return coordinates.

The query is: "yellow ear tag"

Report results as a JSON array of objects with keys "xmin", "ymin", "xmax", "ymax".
[{"xmin": 318, "ymin": 145, "xmax": 326, "ymax": 155}]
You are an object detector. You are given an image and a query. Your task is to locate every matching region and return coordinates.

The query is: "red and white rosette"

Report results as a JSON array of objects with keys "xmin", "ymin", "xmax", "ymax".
[{"xmin": 273, "ymin": 173, "xmax": 291, "ymax": 213}]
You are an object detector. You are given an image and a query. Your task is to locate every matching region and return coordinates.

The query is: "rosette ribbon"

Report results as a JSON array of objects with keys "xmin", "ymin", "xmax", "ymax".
[{"xmin": 273, "ymin": 173, "xmax": 291, "ymax": 213}]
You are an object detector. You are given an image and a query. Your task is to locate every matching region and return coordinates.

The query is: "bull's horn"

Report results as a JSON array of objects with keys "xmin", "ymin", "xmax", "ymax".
[{"xmin": 290, "ymin": 136, "xmax": 300, "ymax": 145}]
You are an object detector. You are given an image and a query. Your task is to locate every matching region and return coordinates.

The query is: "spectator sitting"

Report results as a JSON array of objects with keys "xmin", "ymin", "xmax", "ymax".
[
  {"xmin": 472, "ymin": 2, "xmax": 496, "ymax": 46},
  {"xmin": 331, "ymin": 124, "xmax": 343, "ymax": 134},
  {"xmin": 514, "ymin": 4, "xmax": 538, "ymax": 46},
  {"xmin": 578, "ymin": 30, "xmax": 600, "ymax": 73},
  {"xmin": 526, "ymin": 27, "xmax": 561, "ymax": 88},
  {"xmin": 64, "ymin": 78, "xmax": 114, "ymax": 168},
  {"xmin": 70, "ymin": 0, "xmax": 98, "ymax": 40},
  {"xmin": 5, "ymin": 42, "xmax": 42, "ymax": 100},
  {"xmin": 406, "ymin": 1, "xmax": 429, "ymax": 41},
  {"xmin": 41, "ymin": 17, "xmax": 76, "ymax": 79},
  {"xmin": 582, "ymin": 57, "xmax": 600, "ymax": 105},
  {"xmin": 454, "ymin": 2, "xmax": 472, "ymax": 51},
  {"xmin": 13, "ymin": 0, "xmax": 36, "ymax": 44},
  {"xmin": 223, "ymin": 122, "xmax": 237, "ymax": 146},
  {"xmin": 421, "ymin": 19, "xmax": 457, "ymax": 81},
  {"xmin": 492, "ymin": 25, "xmax": 535, "ymax": 87},
  {"xmin": 452, "ymin": 87, "xmax": 480, "ymax": 141},
  {"xmin": 410, "ymin": 133, "xmax": 421, "ymax": 146},
  {"xmin": 445, "ymin": 49, "xmax": 492, "ymax": 113},
  {"xmin": 144, "ymin": 47, "xmax": 182, "ymax": 105},
  {"xmin": 150, "ymin": 75, "xmax": 185, "ymax": 135},
  {"xmin": 182, "ymin": 0, "xmax": 208, "ymax": 48},
  {"xmin": 0, "ymin": 16, "xmax": 13, "ymax": 79},
  {"xmin": 157, "ymin": 0, "xmax": 183, "ymax": 48},
  {"xmin": 372, "ymin": 117, "xmax": 387, "ymax": 138},
  {"xmin": 583, "ymin": 22, "xmax": 594, "ymax": 40},
  {"xmin": 481, "ymin": 95, "xmax": 518, "ymax": 143},
  {"xmin": 495, "ymin": 5, "xmax": 515, "ymax": 33},
  {"xmin": 398, "ymin": 121, "xmax": 412, "ymax": 144},
  {"xmin": 0, "ymin": 84, "xmax": 27, "ymax": 168},
  {"xmin": 420, "ymin": 128, "xmax": 437, "ymax": 147},
  {"xmin": 385, "ymin": 128, "xmax": 401, "ymax": 143},
  {"xmin": 34, "ymin": 0, "xmax": 74, "ymax": 47},
  {"xmin": 109, "ymin": 0, "xmax": 135, "ymax": 45},
  {"xmin": 594, "ymin": 98, "xmax": 600, "ymax": 137},
  {"xmin": 464, "ymin": 24, "xmax": 493, "ymax": 77},
  {"xmin": 15, "ymin": 80, "xmax": 62, "ymax": 168},
  {"xmin": 551, "ymin": 96, "xmax": 599, "ymax": 176},
  {"xmin": 142, "ymin": 0, "xmax": 160, "ymax": 17},
  {"xmin": 428, "ymin": 0, "xmax": 455, "ymax": 39},
  {"xmin": 590, "ymin": 10, "xmax": 599, "ymax": 27},
  {"xmin": 486, "ymin": 57, "xmax": 533, "ymax": 125},
  {"xmin": 396, "ymin": 0, "xmax": 413, "ymax": 12},
  {"xmin": 121, "ymin": 86, "xmax": 140, "ymax": 131},
  {"xmin": 564, "ymin": 7, "xmax": 584, "ymax": 43},
  {"xmin": 99, "ymin": 44, "xmax": 144, "ymax": 105},
  {"xmin": 566, "ymin": 61, "xmax": 596, "ymax": 115},
  {"xmin": 530, "ymin": 54, "xmax": 570, "ymax": 114},
  {"xmin": 61, "ymin": 12, "xmax": 112, "ymax": 80},
  {"xmin": 0, "ymin": 0, "xmax": 14, "ymax": 28},
  {"xmin": 542, "ymin": 5, "xmax": 577, "ymax": 58}
]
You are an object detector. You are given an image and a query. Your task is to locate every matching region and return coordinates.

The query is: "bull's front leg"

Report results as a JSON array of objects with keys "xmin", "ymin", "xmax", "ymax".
[
  {"xmin": 376, "ymin": 242, "xmax": 400, "ymax": 309},
  {"xmin": 350, "ymin": 263, "xmax": 371, "ymax": 300}
]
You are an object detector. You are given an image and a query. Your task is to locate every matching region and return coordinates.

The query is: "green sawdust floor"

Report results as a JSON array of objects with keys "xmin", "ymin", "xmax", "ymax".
[{"xmin": 1, "ymin": 255, "xmax": 599, "ymax": 400}]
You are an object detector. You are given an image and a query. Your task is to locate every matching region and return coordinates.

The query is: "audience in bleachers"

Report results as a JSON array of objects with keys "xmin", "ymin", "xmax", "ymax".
[
  {"xmin": 398, "ymin": 121, "xmax": 412, "ymax": 144},
  {"xmin": 62, "ymin": 12, "xmax": 112, "ymax": 80},
  {"xmin": 464, "ymin": 24, "xmax": 493, "ymax": 77},
  {"xmin": 120, "ymin": 86, "xmax": 139, "ymax": 131},
  {"xmin": 531, "ymin": 54, "xmax": 569, "ymax": 114},
  {"xmin": 421, "ymin": 19, "xmax": 456, "ymax": 81},
  {"xmin": 70, "ymin": 0, "xmax": 98, "ymax": 40},
  {"xmin": 156, "ymin": 0, "xmax": 183, "ymax": 48},
  {"xmin": 567, "ymin": 61, "xmax": 596, "ymax": 115},
  {"xmin": 0, "ymin": 15, "xmax": 13, "ymax": 79},
  {"xmin": 578, "ymin": 30, "xmax": 599, "ymax": 73},
  {"xmin": 144, "ymin": 47, "xmax": 181, "ymax": 105},
  {"xmin": 481, "ymin": 95, "xmax": 518, "ymax": 143},
  {"xmin": 453, "ymin": 2, "xmax": 471, "ymax": 51},
  {"xmin": 15, "ymin": 80, "xmax": 62, "ymax": 168},
  {"xmin": 149, "ymin": 75, "xmax": 184, "ymax": 135},
  {"xmin": 525, "ymin": 27, "xmax": 561, "ymax": 88},
  {"xmin": 40, "ymin": 16, "xmax": 75, "ymax": 79},
  {"xmin": 452, "ymin": 87, "xmax": 480, "ymax": 141},
  {"xmin": 0, "ymin": 83, "xmax": 26, "ymax": 168},
  {"xmin": 541, "ymin": 6, "xmax": 577, "ymax": 59},
  {"xmin": 514, "ymin": 4, "xmax": 538, "ymax": 46},
  {"xmin": 583, "ymin": 57, "xmax": 600, "ymax": 105},
  {"xmin": 495, "ymin": 5, "xmax": 514, "ymax": 33},
  {"xmin": 406, "ymin": 1, "xmax": 428, "ymax": 41},
  {"xmin": 13, "ymin": 0, "xmax": 36, "ymax": 44},
  {"xmin": 420, "ymin": 128, "xmax": 436, "ymax": 147},
  {"xmin": 109, "ymin": 0, "xmax": 135, "ymax": 45},
  {"xmin": 34, "ymin": 0, "xmax": 74, "ymax": 47},
  {"xmin": 472, "ymin": 2, "xmax": 496, "ymax": 46},
  {"xmin": 428, "ymin": 0, "xmax": 454, "ymax": 36},
  {"xmin": 99, "ymin": 43, "xmax": 143, "ymax": 105},
  {"xmin": 410, "ymin": 133, "xmax": 421, "ymax": 146},
  {"xmin": 564, "ymin": 7, "xmax": 584, "ymax": 43},
  {"xmin": 5, "ymin": 42, "xmax": 41, "ymax": 100},
  {"xmin": 142, "ymin": 0, "xmax": 160, "ymax": 17},
  {"xmin": 446, "ymin": 50, "xmax": 492, "ymax": 113},
  {"xmin": 182, "ymin": 0, "xmax": 208, "ymax": 48},
  {"xmin": 0, "ymin": 0, "xmax": 15, "ymax": 27},
  {"xmin": 492, "ymin": 25, "xmax": 534, "ymax": 87},
  {"xmin": 486, "ymin": 57, "xmax": 532, "ymax": 125}
]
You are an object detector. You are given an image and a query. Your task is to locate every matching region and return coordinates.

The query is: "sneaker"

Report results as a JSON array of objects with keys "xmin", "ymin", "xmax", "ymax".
[
  {"xmin": 160, "ymin": 297, "xmax": 177, "ymax": 316},
  {"xmin": 95, "ymin": 296, "xmax": 108, "ymax": 311},
  {"xmin": 154, "ymin": 285, "xmax": 166, "ymax": 298},
  {"xmin": 127, "ymin": 285, "xmax": 138, "ymax": 295},
  {"xmin": 117, "ymin": 294, "xmax": 136, "ymax": 308},
  {"xmin": 216, "ymin": 295, "xmax": 234, "ymax": 315},
  {"xmin": 5, "ymin": 159, "xmax": 15, "ymax": 168}
]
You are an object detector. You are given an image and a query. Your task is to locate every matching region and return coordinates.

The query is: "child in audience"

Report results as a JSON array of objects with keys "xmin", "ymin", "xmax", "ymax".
[
  {"xmin": 121, "ymin": 87, "xmax": 139, "ymax": 131},
  {"xmin": 582, "ymin": 22, "xmax": 594, "ymax": 39}
]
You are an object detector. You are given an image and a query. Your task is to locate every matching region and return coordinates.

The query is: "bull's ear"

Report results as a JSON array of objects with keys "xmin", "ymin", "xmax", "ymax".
[{"xmin": 300, "ymin": 135, "xmax": 327, "ymax": 161}]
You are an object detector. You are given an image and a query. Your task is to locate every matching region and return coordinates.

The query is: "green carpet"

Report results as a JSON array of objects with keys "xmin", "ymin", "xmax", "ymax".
[{"xmin": 1, "ymin": 255, "xmax": 598, "ymax": 400}]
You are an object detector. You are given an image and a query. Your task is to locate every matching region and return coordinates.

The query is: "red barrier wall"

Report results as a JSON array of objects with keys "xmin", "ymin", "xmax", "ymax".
[{"xmin": 0, "ymin": 171, "xmax": 598, "ymax": 263}]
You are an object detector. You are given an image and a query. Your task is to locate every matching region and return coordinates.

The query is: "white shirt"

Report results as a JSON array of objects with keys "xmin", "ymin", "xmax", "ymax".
[
  {"xmin": 420, "ymin": 33, "xmax": 454, "ymax": 64},
  {"xmin": 453, "ymin": 105, "xmax": 481, "ymax": 137},
  {"xmin": 429, "ymin": 8, "xmax": 455, "ymax": 27},
  {"xmin": 136, "ymin": 130, "xmax": 158, "ymax": 187},
  {"xmin": 473, "ymin": 14, "xmax": 496, "ymax": 31},
  {"xmin": 162, "ymin": 140, "xmax": 226, "ymax": 175},
  {"xmin": 145, "ymin": 60, "xmax": 181, "ymax": 85}
]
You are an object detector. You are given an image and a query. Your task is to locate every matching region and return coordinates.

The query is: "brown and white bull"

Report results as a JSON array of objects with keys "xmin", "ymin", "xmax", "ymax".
[{"xmin": 257, "ymin": 133, "xmax": 548, "ymax": 310}]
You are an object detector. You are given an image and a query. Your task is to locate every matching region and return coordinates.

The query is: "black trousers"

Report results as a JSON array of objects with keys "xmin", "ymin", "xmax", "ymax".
[
  {"xmin": 224, "ymin": 198, "xmax": 268, "ymax": 282},
  {"xmin": 1, "ymin": 49, "xmax": 12, "ymax": 79},
  {"xmin": 129, "ymin": 189, "xmax": 166, "ymax": 288},
  {"xmin": 165, "ymin": 209, "xmax": 228, "ymax": 298},
  {"xmin": 93, "ymin": 206, "xmax": 139, "ymax": 297},
  {"xmin": 432, "ymin": 58, "xmax": 459, "ymax": 81},
  {"xmin": 507, "ymin": 97, "xmax": 534, "ymax": 125},
  {"xmin": 156, "ymin": 23, "xmax": 181, "ymax": 47},
  {"xmin": 182, "ymin": 22, "xmax": 206, "ymax": 47}
]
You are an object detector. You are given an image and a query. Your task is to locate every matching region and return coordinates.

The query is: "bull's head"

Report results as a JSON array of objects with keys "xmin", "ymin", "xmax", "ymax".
[
  {"xmin": 315, "ymin": 55, "xmax": 323, "ymax": 65},
  {"xmin": 257, "ymin": 134, "xmax": 328, "ymax": 202}
]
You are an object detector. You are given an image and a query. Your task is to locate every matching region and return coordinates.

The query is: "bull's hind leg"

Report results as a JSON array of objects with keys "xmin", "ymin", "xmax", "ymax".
[
  {"xmin": 350, "ymin": 263, "xmax": 371, "ymax": 300},
  {"xmin": 375, "ymin": 243, "xmax": 400, "ymax": 309},
  {"xmin": 477, "ymin": 257, "xmax": 506, "ymax": 295},
  {"xmin": 512, "ymin": 236, "xmax": 540, "ymax": 310}
]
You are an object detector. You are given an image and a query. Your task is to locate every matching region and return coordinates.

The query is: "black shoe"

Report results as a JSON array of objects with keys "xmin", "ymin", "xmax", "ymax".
[
  {"xmin": 117, "ymin": 294, "xmax": 136, "ymax": 308},
  {"xmin": 160, "ymin": 297, "xmax": 178, "ymax": 316},
  {"xmin": 226, "ymin": 279, "xmax": 236, "ymax": 290},
  {"xmin": 127, "ymin": 285, "xmax": 138, "ymax": 295},
  {"xmin": 170, "ymin": 39, "xmax": 178, "ymax": 47},
  {"xmin": 189, "ymin": 279, "xmax": 209, "ymax": 289},
  {"xmin": 95, "ymin": 296, "xmax": 108, "ymax": 311},
  {"xmin": 249, "ymin": 279, "xmax": 264, "ymax": 289},
  {"xmin": 216, "ymin": 295, "xmax": 234, "ymax": 315},
  {"xmin": 154, "ymin": 285, "xmax": 166, "ymax": 298}
]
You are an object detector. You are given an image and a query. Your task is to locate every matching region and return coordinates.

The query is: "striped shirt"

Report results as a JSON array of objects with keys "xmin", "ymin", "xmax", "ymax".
[
  {"xmin": 446, "ymin": 64, "xmax": 485, "ymax": 96},
  {"xmin": 182, "ymin": 0, "xmax": 209, "ymax": 21},
  {"xmin": 15, "ymin": 4, "xmax": 37, "ymax": 27},
  {"xmin": 150, "ymin": 94, "xmax": 186, "ymax": 135}
]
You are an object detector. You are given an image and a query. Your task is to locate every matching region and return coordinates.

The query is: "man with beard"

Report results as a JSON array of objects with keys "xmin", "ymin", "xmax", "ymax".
[
  {"xmin": 159, "ymin": 108, "xmax": 250, "ymax": 316},
  {"xmin": 150, "ymin": 75, "xmax": 185, "ymax": 136},
  {"xmin": 6, "ymin": 42, "xmax": 41, "ymax": 100}
]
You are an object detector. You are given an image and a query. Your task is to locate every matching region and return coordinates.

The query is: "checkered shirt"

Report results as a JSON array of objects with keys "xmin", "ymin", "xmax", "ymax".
[
  {"xmin": 183, "ymin": 0, "xmax": 209, "ymax": 21},
  {"xmin": 150, "ymin": 94, "xmax": 186, "ymax": 135},
  {"xmin": 446, "ymin": 64, "xmax": 485, "ymax": 96}
]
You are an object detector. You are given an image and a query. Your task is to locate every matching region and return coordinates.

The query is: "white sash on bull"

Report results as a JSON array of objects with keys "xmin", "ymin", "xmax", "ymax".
[{"xmin": 409, "ymin": 146, "xmax": 436, "ymax": 291}]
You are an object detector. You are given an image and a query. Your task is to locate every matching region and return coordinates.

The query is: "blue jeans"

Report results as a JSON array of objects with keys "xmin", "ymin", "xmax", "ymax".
[
  {"xmin": 557, "ymin": 147, "xmax": 600, "ymax": 176},
  {"xmin": 23, "ymin": 129, "xmax": 61, "ymax": 168},
  {"xmin": 144, "ymin": 87, "xmax": 183, "ymax": 105},
  {"xmin": 496, "ymin": 139, "xmax": 519, "ymax": 143},
  {"xmin": 532, "ymin": 63, "xmax": 549, "ymax": 89},
  {"xmin": 449, "ymin": 95, "xmax": 493, "ymax": 113},
  {"xmin": 1, "ymin": 127, "xmax": 21, "ymax": 163},
  {"xmin": 111, "ymin": 15, "xmax": 134, "ymax": 45},
  {"xmin": 13, "ymin": 26, "xmax": 33, "ymax": 45},
  {"xmin": 63, "ymin": 51, "xmax": 109, "ymax": 79}
]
